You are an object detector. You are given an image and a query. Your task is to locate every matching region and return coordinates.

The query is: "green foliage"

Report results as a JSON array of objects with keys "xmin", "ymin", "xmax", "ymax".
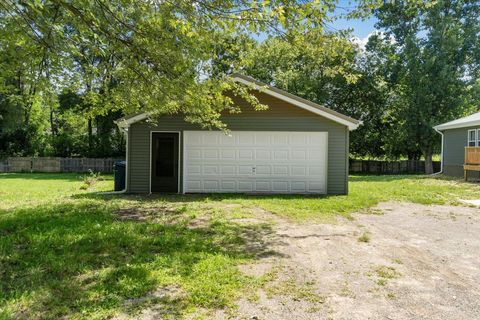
[
  {"xmin": 1, "ymin": 0, "xmax": 479, "ymax": 164},
  {"xmin": 371, "ymin": 0, "xmax": 480, "ymax": 169},
  {"xmin": 0, "ymin": 0, "xmax": 337, "ymax": 127},
  {"xmin": 0, "ymin": 1, "xmax": 346, "ymax": 157},
  {"xmin": 242, "ymin": 30, "xmax": 359, "ymax": 103}
]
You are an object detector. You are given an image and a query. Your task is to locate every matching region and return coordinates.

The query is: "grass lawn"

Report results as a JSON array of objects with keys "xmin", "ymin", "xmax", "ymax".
[{"xmin": 1, "ymin": 173, "xmax": 480, "ymax": 319}]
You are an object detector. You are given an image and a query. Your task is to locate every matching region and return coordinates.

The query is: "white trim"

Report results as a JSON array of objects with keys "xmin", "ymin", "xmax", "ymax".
[
  {"xmin": 182, "ymin": 132, "xmax": 186, "ymax": 194},
  {"xmin": 325, "ymin": 131, "xmax": 329, "ymax": 194},
  {"xmin": 433, "ymin": 117, "xmax": 480, "ymax": 130},
  {"xmin": 468, "ymin": 129, "xmax": 477, "ymax": 147},
  {"xmin": 434, "ymin": 120, "xmax": 480, "ymax": 131},
  {"xmin": 149, "ymin": 131, "xmax": 181, "ymax": 194},
  {"xmin": 125, "ymin": 129, "xmax": 129, "ymax": 192},
  {"xmin": 233, "ymin": 77, "xmax": 360, "ymax": 131},
  {"xmin": 115, "ymin": 113, "xmax": 150, "ymax": 130},
  {"xmin": 434, "ymin": 127, "xmax": 444, "ymax": 174}
]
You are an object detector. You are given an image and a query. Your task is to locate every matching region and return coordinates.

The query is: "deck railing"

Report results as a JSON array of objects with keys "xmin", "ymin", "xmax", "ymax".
[
  {"xmin": 464, "ymin": 147, "xmax": 480, "ymax": 180},
  {"xmin": 465, "ymin": 147, "xmax": 480, "ymax": 165}
]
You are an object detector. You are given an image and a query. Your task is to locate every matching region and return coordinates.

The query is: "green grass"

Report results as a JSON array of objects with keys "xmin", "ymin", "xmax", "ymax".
[
  {"xmin": 0, "ymin": 174, "xmax": 262, "ymax": 319},
  {"xmin": 1, "ymin": 173, "xmax": 480, "ymax": 319},
  {"xmin": 200, "ymin": 175, "xmax": 480, "ymax": 221}
]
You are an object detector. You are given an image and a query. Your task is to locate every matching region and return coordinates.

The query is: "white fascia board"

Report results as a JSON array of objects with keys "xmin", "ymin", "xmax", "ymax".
[
  {"xmin": 434, "ymin": 120, "xmax": 480, "ymax": 131},
  {"xmin": 115, "ymin": 112, "xmax": 150, "ymax": 130},
  {"xmin": 233, "ymin": 77, "xmax": 360, "ymax": 130}
]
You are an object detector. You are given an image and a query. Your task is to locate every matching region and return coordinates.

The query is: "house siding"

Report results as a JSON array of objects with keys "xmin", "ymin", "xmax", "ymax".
[
  {"xmin": 127, "ymin": 92, "xmax": 350, "ymax": 194},
  {"xmin": 442, "ymin": 126, "xmax": 480, "ymax": 177}
]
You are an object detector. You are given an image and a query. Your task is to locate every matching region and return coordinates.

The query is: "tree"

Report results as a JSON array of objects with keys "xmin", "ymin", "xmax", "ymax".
[
  {"xmin": 0, "ymin": 0, "xmax": 339, "ymax": 130},
  {"xmin": 0, "ymin": 7, "xmax": 58, "ymax": 156},
  {"xmin": 240, "ymin": 30, "xmax": 398, "ymax": 159},
  {"xmin": 374, "ymin": 0, "xmax": 480, "ymax": 173}
]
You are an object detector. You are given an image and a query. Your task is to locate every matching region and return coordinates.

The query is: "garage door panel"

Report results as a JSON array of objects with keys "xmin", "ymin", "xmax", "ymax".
[
  {"xmin": 291, "ymin": 181, "xmax": 307, "ymax": 192},
  {"xmin": 291, "ymin": 166, "xmax": 307, "ymax": 176},
  {"xmin": 203, "ymin": 165, "xmax": 218, "ymax": 175},
  {"xmin": 255, "ymin": 149, "xmax": 271, "ymax": 160},
  {"xmin": 186, "ymin": 180, "xmax": 202, "ymax": 191},
  {"xmin": 255, "ymin": 134, "xmax": 271, "ymax": 146},
  {"xmin": 272, "ymin": 181, "xmax": 289, "ymax": 192},
  {"xmin": 255, "ymin": 165, "xmax": 271, "ymax": 175},
  {"xmin": 186, "ymin": 165, "xmax": 201, "ymax": 175},
  {"xmin": 238, "ymin": 181, "xmax": 254, "ymax": 192},
  {"xmin": 273, "ymin": 150, "xmax": 289, "ymax": 160},
  {"xmin": 221, "ymin": 180, "xmax": 237, "ymax": 191},
  {"xmin": 273, "ymin": 165, "xmax": 289, "ymax": 175},
  {"xmin": 186, "ymin": 149, "xmax": 202, "ymax": 159},
  {"xmin": 220, "ymin": 149, "xmax": 236, "ymax": 159},
  {"xmin": 238, "ymin": 149, "xmax": 253, "ymax": 160},
  {"xmin": 220, "ymin": 165, "xmax": 236, "ymax": 175},
  {"xmin": 291, "ymin": 149, "xmax": 307, "ymax": 160},
  {"xmin": 184, "ymin": 131, "xmax": 327, "ymax": 194}
]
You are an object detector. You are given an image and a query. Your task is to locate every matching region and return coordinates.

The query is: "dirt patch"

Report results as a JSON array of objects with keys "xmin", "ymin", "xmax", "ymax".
[
  {"xmin": 119, "ymin": 201, "xmax": 480, "ymax": 319},
  {"xmin": 115, "ymin": 205, "xmax": 184, "ymax": 223},
  {"xmin": 228, "ymin": 202, "xmax": 480, "ymax": 320}
]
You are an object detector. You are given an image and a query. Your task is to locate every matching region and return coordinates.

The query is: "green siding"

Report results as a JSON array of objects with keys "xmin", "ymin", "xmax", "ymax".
[
  {"xmin": 127, "ymin": 93, "xmax": 350, "ymax": 194},
  {"xmin": 442, "ymin": 126, "xmax": 480, "ymax": 177}
]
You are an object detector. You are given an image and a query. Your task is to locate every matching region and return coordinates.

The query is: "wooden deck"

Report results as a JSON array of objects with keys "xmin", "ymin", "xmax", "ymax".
[{"xmin": 464, "ymin": 147, "xmax": 480, "ymax": 180}]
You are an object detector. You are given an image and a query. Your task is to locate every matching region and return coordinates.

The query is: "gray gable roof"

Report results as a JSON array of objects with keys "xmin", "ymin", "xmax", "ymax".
[{"xmin": 434, "ymin": 112, "xmax": 480, "ymax": 131}]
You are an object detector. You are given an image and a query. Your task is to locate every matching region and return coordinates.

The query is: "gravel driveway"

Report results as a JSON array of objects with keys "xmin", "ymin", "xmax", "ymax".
[{"xmin": 224, "ymin": 202, "xmax": 480, "ymax": 320}]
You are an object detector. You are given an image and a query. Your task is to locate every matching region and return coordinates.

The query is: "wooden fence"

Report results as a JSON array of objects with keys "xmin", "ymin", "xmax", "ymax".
[
  {"xmin": 0, "ymin": 157, "xmax": 124, "ymax": 173},
  {"xmin": 0, "ymin": 157, "xmax": 440, "ymax": 175},
  {"xmin": 349, "ymin": 159, "xmax": 441, "ymax": 174}
]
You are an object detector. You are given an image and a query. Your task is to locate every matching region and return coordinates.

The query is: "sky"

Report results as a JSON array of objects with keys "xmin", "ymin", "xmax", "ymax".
[
  {"xmin": 329, "ymin": 13, "xmax": 378, "ymax": 38},
  {"xmin": 328, "ymin": 0, "xmax": 379, "ymax": 45}
]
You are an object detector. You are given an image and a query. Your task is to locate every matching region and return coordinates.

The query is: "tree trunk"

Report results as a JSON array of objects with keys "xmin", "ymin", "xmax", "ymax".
[
  {"xmin": 424, "ymin": 149, "xmax": 434, "ymax": 174},
  {"xmin": 87, "ymin": 118, "xmax": 93, "ymax": 156},
  {"xmin": 50, "ymin": 107, "xmax": 56, "ymax": 137}
]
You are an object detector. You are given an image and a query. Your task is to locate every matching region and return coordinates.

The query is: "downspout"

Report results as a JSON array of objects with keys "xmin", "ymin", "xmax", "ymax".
[
  {"xmin": 433, "ymin": 127, "xmax": 444, "ymax": 175},
  {"xmin": 103, "ymin": 119, "xmax": 129, "ymax": 194}
]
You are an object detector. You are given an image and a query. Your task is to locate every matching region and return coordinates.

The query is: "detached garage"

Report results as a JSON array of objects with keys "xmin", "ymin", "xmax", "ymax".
[{"xmin": 116, "ymin": 74, "xmax": 360, "ymax": 195}]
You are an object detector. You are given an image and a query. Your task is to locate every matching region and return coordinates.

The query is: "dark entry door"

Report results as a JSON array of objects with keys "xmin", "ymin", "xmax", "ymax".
[{"xmin": 151, "ymin": 132, "xmax": 179, "ymax": 193}]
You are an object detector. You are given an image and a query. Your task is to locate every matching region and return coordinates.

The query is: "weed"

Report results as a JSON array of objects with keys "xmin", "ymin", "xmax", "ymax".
[
  {"xmin": 80, "ymin": 169, "xmax": 102, "ymax": 190},
  {"xmin": 372, "ymin": 265, "xmax": 401, "ymax": 287},
  {"xmin": 358, "ymin": 232, "xmax": 371, "ymax": 243}
]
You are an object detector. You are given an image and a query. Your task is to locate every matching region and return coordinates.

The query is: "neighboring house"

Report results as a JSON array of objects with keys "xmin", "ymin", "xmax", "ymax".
[
  {"xmin": 115, "ymin": 74, "xmax": 361, "ymax": 195},
  {"xmin": 434, "ymin": 111, "xmax": 480, "ymax": 178}
]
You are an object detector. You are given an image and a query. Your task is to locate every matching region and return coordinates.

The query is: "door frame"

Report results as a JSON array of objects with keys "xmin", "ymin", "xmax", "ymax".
[{"xmin": 149, "ymin": 131, "xmax": 182, "ymax": 194}]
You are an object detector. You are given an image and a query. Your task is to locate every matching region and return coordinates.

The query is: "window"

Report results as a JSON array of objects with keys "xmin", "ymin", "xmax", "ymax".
[{"xmin": 468, "ymin": 129, "xmax": 477, "ymax": 146}]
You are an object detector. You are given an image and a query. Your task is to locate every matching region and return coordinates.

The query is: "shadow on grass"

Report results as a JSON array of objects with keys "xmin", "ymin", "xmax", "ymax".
[
  {"xmin": 350, "ymin": 173, "xmax": 469, "ymax": 183},
  {"xmin": 349, "ymin": 174, "xmax": 427, "ymax": 182},
  {"xmin": 72, "ymin": 191, "xmax": 337, "ymax": 204},
  {"xmin": 0, "ymin": 201, "xmax": 276, "ymax": 319}
]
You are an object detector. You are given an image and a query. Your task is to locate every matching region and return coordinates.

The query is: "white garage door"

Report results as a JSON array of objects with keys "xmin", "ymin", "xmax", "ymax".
[{"xmin": 183, "ymin": 131, "xmax": 328, "ymax": 194}]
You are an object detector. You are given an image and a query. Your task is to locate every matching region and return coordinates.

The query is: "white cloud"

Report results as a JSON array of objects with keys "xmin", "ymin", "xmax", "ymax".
[
  {"xmin": 352, "ymin": 35, "xmax": 370, "ymax": 50},
  {"xmin": 351, "ymin": 31, "xmax": 394, "ymax": 51}
]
